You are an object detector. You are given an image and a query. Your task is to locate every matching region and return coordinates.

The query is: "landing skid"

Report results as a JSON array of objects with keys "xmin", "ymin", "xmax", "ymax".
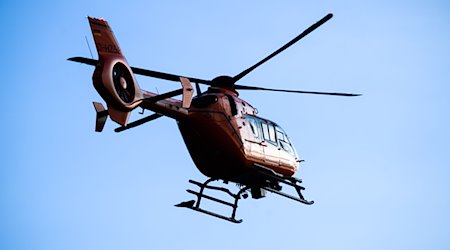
[
  {"xmin": 253, "ymin": 164, "xmax": 314, "ymax": 205},
  {"xmin": 175, "ymin": 179, "xmax": 249, "ymax": 224},
  {"xmin": 176, "ymin": 166, "xmax": 313, "ymax": 223}
]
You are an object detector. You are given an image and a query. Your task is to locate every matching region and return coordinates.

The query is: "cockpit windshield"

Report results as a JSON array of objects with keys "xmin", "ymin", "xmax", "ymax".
[
  {"xmin": 275, "ymin": 126, "xmax": 295, "ymax": 155},
  {"xmin": 245, "ymin": 115, "xmax": 297, "ymax": 156}
]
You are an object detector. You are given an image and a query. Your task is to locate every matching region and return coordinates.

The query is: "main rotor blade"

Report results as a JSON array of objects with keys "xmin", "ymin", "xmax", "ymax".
[
  {"xmin": 232, "ymin": 13, "xmax": 333, "ymax": 83},
  {"xmin": 68, "ymin": 56, "xmax": 97, "ymax": 66},
  {"xmin": 132, "ymin": 67, "xmax": 211, "ymax": 85},
  {"xmin": 67, "ymin": 57, "xmax": 211, "ymax": 85},
  {"xmin": 234, "ymin": 84, "xmax": 361, "ymax": 96}
]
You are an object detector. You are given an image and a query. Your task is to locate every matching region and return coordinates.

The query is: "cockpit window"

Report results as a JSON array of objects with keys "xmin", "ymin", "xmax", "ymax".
[
  {"xmin": 261, "ymin": 122, "xmax": 270, "ymax": 141},
  {"xmin": 245, "ymin": 115, "xmax": 296, "ymax": 155},
  {"xmin": 276, "ymin": 130, "xmax": 285, "ymax": 142},
  {"xmin": 261, "ymin": 121, "xmax": 276, "ymax": 144},
  {"xmin": 268, "ymin": 123, "xmax": 276, "ymax": 142},
  {"xmin": 276, "ymin": 126, "xmax": 295, "ymax": 155}
]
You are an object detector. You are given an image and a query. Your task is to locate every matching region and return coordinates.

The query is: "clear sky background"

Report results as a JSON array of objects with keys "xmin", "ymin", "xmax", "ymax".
[{"xmin": 1, "ymin": 1, "xmax": 449, "ymax": 249}]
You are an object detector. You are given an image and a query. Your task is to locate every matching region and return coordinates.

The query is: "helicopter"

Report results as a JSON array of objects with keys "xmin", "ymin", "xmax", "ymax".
[{"xmin": 69, "ymin": 13, "xmax": 360, "ymax": 223}]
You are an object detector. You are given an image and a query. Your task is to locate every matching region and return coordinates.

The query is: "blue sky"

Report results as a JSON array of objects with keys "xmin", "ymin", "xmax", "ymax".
[{"xmin": 1, "ymin": 1, "xmax": 449, "ymax": 249}]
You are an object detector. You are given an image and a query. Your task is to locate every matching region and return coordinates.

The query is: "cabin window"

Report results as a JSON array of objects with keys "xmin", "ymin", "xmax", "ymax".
[
  {"xmin": 246, "ymin": 115, "xmax": 260, "ymax": 138},
  {"xmin": 249, "ymin": 118, "xmax": 259, "ymax": 138}
]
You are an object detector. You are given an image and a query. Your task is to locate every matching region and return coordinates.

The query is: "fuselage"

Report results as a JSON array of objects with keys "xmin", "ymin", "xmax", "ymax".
[
  {"xmin": 83, "ymin": 16, "xmax": 302, "ymax": 183},
  {"xmin": 175, "ymin": 87, "xmax": 301, "ymax": 181}
]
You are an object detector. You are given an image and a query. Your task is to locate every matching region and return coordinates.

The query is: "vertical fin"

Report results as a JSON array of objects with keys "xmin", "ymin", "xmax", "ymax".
[
  {"xmin": 88, "ymin": 17, "xmax": 125, "ymax": 59},
  {"xmin": 93, "ymin": 102, "xmax": 108, "ymax": 132}
]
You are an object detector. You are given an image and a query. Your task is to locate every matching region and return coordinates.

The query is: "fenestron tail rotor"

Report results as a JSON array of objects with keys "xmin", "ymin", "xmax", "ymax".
[{"xmin": 112, "ymin": 62, "xmax": 135, "ymax": 103}]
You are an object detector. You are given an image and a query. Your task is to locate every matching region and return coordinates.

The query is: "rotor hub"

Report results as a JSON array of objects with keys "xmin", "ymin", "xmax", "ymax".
[{"xmin": 210, "ymin": 75, "xmax": 234, "ymax": 89}]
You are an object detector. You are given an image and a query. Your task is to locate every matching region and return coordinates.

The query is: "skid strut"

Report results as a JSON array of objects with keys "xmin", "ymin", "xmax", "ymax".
[{"xmin": 175, "ymin": 178, "xmax": 249, "ymax": 224}]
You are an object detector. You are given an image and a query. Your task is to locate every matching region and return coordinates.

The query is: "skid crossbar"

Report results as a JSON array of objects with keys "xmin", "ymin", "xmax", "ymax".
[{"xmin": 175, "ymin": 178, "xmax": 249, "ymax": 224}]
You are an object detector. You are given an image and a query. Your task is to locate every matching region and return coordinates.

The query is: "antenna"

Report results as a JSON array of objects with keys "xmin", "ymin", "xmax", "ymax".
[{"xmin": 85, "ymin": 35, "xmax": 94, "ymax": 59}]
